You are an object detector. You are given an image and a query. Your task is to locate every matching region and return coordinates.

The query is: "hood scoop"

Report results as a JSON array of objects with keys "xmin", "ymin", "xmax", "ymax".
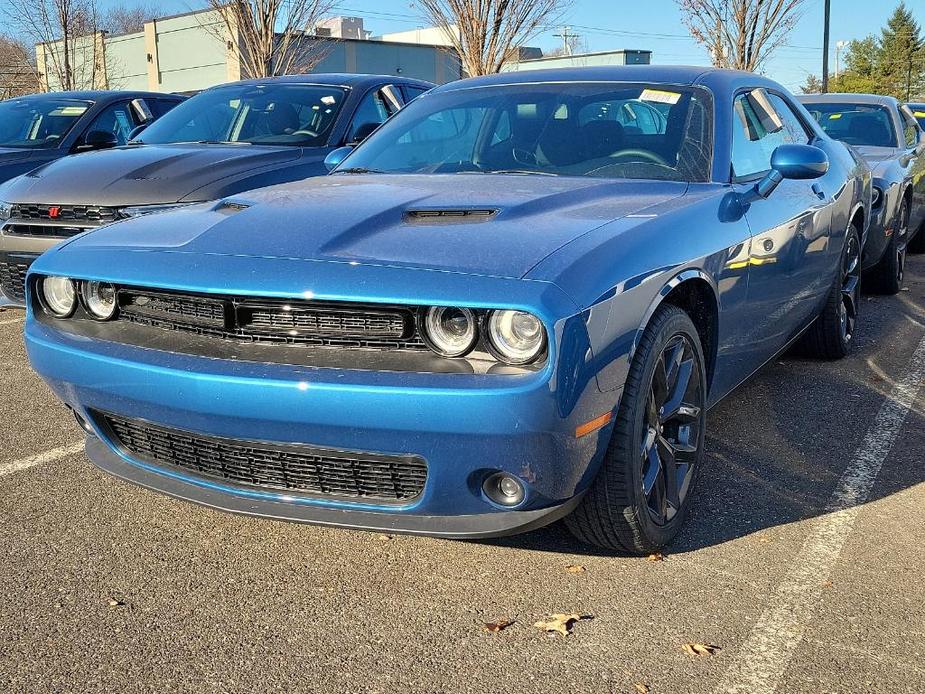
[{"xmin": 404, "ymin": 207, "xmax": 498, "ymax": 224}]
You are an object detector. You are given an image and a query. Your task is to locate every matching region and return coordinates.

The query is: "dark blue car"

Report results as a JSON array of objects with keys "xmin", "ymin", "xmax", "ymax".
[{"xmin": 24, "ymin": 66, "xmax": 870, "ymax": 553}]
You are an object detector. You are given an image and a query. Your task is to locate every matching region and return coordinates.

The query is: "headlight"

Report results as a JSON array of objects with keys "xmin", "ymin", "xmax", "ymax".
[
  {"xmin": 0, "ymin": 201, "xmax": 11, "ymax": 222},
  {"xmin": 81, "ymin": 280, "xmax": 117, "ymax": 319},
  {"xmin": 422, "ymin": 306, "xmax": 478, "ymax": 357},
  {"xmin": 871, "ymin": 187, "xmax": 882, "ymax": 208},
  {"xmin": 119, "ymin": 202, "xmax": 198, "ymax": 218},
  {"xmin": 39, "ymin": 276, "xmax": 77, "ymax": 317},
  {"xmin": 487, "ymin": 310, "xmax": 546, "ymax": 364}
]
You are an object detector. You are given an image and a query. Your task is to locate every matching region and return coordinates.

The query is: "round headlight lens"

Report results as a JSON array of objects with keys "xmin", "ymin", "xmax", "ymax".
[
  {"xmin": 487, "ymin": 310, "xmax": 546, "ymax": 364},
  {"xmin": 40, "ymin": 276, "xmax": 77, "ymax": 317},
  {"xmin": 422, "ymin": 306, "xmax": 477, "ymax": 357},
  {"xmin": 871, "ymin": 186, "xmax": 882, "ymax": 208},
  {"xmin": 81, "ymin": 281, "xmax": 117, "ymax": 320}
]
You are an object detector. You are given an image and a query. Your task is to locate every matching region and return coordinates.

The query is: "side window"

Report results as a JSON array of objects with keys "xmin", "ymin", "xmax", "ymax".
[
  {"xmin": 348, "ymin": 88, "xmax": 398, "ymax": 143},
  {"xmin": 900, "ymin": 109, "xmax": 919, "ymax": 148},
  {"xmin": 84, "ymin": 101, "xmax": 140, "ymax": 146},
  {"xmin": 731, "ymin": 89, "xmax": 805, "ymax": 179},
  {"xmin": 403, "ymin": 86, "xmax": 429, "ymax": 103}
]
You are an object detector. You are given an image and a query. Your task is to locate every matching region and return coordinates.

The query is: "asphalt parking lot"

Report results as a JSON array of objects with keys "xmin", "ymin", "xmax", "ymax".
[{"xmin": 1, "ymin": 259, "xmax": 924, "ymax": 694}]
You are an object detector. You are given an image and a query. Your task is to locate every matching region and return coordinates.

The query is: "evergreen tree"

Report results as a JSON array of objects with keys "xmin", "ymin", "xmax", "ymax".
[{"xmin": 879, "ymin": 2, "xmax": 925, "ymax": 100}]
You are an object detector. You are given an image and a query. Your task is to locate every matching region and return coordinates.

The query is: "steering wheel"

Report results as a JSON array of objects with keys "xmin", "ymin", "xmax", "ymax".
[
  {"xmin": 292, "ymin": 129, "xmax": 320, "ymax": 138},
  {"xmin": 513, "ymin": 148, "xmax": 538, "ymax": 166},
  {"xmin": 609, "ymin": 149, "xmax": 669, "ymax": 166}
]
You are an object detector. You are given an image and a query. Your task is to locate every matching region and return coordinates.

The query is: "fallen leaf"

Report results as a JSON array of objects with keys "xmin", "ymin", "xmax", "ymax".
[
  {"xmin": 682, "ymin": 642, "xmax": 720, "ymax": 657},
  {"xmin": 647, "ymin": 552, "xmax": 666, "ymax": 562},
  {"xmin": 635, "ymin": 684, "xmax": 650, "ymax": 694},
  {"xmin": 107, "ymin": 598, "xmax": 124, "ymax": 608},
  {"xmin": 483, "ymin": 619, "xmax": 514, "ymax": 633},
  {"xmin": 377, "ymin": 534, "xmax": 392, "ymax": 541},
  {"xmin": 821, "ymin": 580, "xmax": 833, "ymax": 588},
  {"xmin": 565, "ymin": 564, "xmax": 586, "ymax": 573},
  {"xmin": 756, "ymin": 536, "xmax": 772, "ymax": 543},
  {"xmin": 533, "ymin": 613, "xmax": 587, "ymax": 637}
]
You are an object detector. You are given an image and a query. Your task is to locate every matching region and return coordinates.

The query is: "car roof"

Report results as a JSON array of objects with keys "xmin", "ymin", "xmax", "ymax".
[
  {"xmin": 213, "ymin": 73, "xmax": 435, "ymax": 91},
  {"xmin": 17, "ymin": 90, "xmax": 183, "ymax": 102},
  {"xmin": 798, "ymin": 93, "xmax": 899, "ymax": 107},
  {"xmin": 428, "ymin": 65, "xmax": 791, "ymax": 98}
]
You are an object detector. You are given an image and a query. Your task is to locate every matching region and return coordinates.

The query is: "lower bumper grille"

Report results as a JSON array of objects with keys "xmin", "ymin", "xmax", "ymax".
[
  {"xmin": 97, "ymin": 411, "xmax": 428, "ymax": 502},
  {"xmin": 0, "ymin": 255, "xmax": 32, "ymax": 302}
]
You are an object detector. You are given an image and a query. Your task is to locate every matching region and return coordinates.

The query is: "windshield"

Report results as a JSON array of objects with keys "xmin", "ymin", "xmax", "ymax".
[
  {"xmin": 341, "ymin": 83, "xmax": 713, "ymax": 182},
  {"xmin": 0, "ymin": 97, "xmax": 92, "ymax": 149},
  {"xmin": 137, "ymin": 83, "xmax": 349, "ymax": 146},
  {"xmin": 910, "ymin": 104, "xmax": 925, "ymax": 129},
  {"xmin": 804, "ymin": 103, "xmax": 898, "ymax": 148}
]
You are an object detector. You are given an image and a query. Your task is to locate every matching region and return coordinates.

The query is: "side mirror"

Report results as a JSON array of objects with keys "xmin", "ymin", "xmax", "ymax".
[
  {"xmin": 324, "ymin": 146, "xmax": 354, "ymax": 172},
  {"xmin": 76, "ymin": 130, "xmax": 119, "ymax": 152},
  {"xmin": 128, "ymin": 123, "xmax": 149, "ymax": 142},
  {"xmin": 349, "ymin": 121, "xmax": 381, "ymax": 145},
  {"xmin": 743, "ymin": 144, "xmax": 829, "ymax": 203}
]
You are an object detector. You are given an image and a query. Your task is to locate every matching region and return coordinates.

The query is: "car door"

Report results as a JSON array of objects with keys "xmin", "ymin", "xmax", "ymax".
[
  {"xmin": 732, "ymin": 88, "xmax": 834, "ymax": 361},
  {"xmin": 898, "ymin": 106, "xmax": 925, "ymax": 233}
]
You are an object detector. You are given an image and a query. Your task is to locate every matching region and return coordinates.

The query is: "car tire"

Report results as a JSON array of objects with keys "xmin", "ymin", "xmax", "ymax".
[
  {"xmin": 565, "ymin": 304, "xmax": 706, "ymax": 555},
  {"xmin": 800, "ymin": 224, "xmax": 861, "ymax": 360},
  {"xmin": 908, "ymin": 219, "xmax": 925, "ymax": 254},
  {"xmin": 866, "ymin": 201, "xmax": 908, "ymax": 295}
]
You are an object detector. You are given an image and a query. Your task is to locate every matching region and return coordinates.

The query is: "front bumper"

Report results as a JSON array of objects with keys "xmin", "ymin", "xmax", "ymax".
[{"xmin": 26, "ymin": 312, "xmax": 616, "ymax": 537}]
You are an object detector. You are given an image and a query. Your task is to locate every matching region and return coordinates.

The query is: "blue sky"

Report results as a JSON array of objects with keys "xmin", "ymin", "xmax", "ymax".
[{"xmin": 114, "ymin": 0, "xmax": 925, "ymax": 92}]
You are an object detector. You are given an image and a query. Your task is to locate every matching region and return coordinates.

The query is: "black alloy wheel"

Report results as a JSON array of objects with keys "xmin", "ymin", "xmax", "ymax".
[
  {"xmin": 640, "ymin": 334, "xmax": 703, "ymax": 526},
  {"xmin": 839, "ymin": 231, "xmax": 861, "ymax": 345}
]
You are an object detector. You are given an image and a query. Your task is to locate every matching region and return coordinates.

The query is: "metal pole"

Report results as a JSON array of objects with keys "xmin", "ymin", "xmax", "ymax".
[{"xmin": 822, "ymin": 0, "xmax": 831, "ymax": 93}]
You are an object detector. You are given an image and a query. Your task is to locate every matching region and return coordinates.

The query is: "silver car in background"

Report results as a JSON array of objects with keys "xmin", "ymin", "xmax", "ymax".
[{"xmin": 800, "ymin": 93, "xmax": 925, "ymax": 294}]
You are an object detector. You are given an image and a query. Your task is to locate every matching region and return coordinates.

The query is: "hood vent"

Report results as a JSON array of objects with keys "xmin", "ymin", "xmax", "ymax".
[{"xmin": 404, "ymin": 208, "xmax": 498, "ymax": 224}]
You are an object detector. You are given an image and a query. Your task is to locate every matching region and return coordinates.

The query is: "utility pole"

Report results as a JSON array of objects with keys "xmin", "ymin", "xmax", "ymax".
[
  {"xmin": 553, "ymin": 26, "xmax": 578, "ymax": 56},
  {"xmin": 835, "ymin": 40, "xmax": 848, "ymax": 82},
  {"xmin": 822, "ymin": 0, "xmax": 831, "ymax": 92}
]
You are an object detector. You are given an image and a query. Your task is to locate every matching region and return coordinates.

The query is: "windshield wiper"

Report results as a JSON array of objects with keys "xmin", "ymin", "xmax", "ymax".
[
  {"xmin": 333, "ymin": 167, "xmax": 384, "ymax": 174},
  {"xmin": 482, "ymin": 169, "xmax": 560, "ymax": 177}
]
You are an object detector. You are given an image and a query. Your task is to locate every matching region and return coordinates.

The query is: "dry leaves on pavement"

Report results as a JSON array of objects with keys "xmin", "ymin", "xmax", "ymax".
[
  {"xmin": 483, "ymin": 619, "xmax": 514, "ymax": 633},
  {"xmin": 533, "ymin": 613, "xmax": 589, "ymax": 637},
  {"xmin": 647, "ymin": 552, "xmax": 666, "ymax": 562},
  {"xmin": 682, "ymin": 642, "xmax": 720, "ymax": 657},
  {"xmin": 634, "ymin": 684, "xmax": 650, "ymax": 693},
  {"xmin": 565, "ymin": 564, "xmax": 586, "ymax": 573}
]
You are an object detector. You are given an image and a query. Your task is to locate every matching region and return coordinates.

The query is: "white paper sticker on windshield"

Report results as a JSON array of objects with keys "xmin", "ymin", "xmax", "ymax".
[
  {"xmin": 321, "ymin": 95, "xmax": 337, "ymax": 105},
  {"xmin": 640, "ymin": 89, "xmax": 681, "ymax": 105}
]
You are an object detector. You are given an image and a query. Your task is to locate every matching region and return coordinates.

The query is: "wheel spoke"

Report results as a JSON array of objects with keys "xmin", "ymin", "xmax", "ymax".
[
  {"xmin": 642, "ymin": 442, "xmax": 662, "ymax": 497},
  {"xmin": 660, "ymin": 359, "xmax": 694, "ymax": 422},
  {"xmin": 657, "ymin": 435, "xmax": 681, "ymax": 511}
]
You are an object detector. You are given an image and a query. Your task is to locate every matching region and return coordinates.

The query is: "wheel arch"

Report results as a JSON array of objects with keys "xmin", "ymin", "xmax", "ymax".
[{"xmin": 633, "ymin": 269, "xmax": 719, "ymax": 397}]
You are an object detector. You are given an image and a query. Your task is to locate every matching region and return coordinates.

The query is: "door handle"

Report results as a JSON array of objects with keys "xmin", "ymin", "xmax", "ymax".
[{"xmin": 811, "ymin": 183, "xmax": 826, "ymax": 200}]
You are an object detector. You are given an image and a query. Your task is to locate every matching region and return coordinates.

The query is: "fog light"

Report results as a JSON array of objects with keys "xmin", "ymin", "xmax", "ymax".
[{"xmin": 483, "ymin": 472, "xmax": 526, "ymax": 507}]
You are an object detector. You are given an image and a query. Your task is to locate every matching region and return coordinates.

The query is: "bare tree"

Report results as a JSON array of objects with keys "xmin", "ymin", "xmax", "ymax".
[
  {"xmin": 0, "ymin": 35, "xmax": 40, "ymax": 98},
  {"xmin": 99, "ymin": 3, "xmax": 157, "ymax": 35},
  {"xmin": 1, "ymin": 0, "xmax": 103, "ymax": 91},
  {"xmin": 676, "ymin": 0, "xmax": 807, "ymax": 72},
  {"xmin": 201, "ymin": 0, "xmax": 335, "ymax": 79},
  {"xmin": 415, "ymin": 0, "xmax": 571, "ymax": 76}
]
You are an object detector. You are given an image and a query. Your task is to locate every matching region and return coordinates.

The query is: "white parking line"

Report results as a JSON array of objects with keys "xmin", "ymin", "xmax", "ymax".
[
  {"xmin": 0, "ymin": 442, "xmax": 84, "ymax": 478},
  {"xmin": 717, "ymin": 334, "xmax": 925, "ymax": 694},
  {"xmin": 0, "ymin": 315, "xmax": 25, "ymax": 325}
]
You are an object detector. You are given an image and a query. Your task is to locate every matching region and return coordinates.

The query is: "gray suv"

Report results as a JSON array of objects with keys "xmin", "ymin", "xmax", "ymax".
[{"xmin": 0, "ymin": 73, "xmax": 432, "ymax": 306}]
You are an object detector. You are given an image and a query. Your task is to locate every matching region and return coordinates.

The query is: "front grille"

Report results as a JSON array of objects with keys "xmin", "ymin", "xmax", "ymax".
[
  {"xmin": 4, "ymin": 203, "xmax": 120, "ymax": 238},
  {"xmin": 98, "ymin": 411, "xmax": 428, "ymax": 502},
  {"xmin": 116, "ymin": 288, "xmax": 426, "ymax": 350},
  {"xmin": 0, "ymin": 255, "xmax": 32, "ymax": 302}
]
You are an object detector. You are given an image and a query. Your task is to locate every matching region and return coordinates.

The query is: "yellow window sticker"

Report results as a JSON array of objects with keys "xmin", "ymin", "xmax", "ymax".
[
  {"xmin": 640, "ymin": 89, "xmax": 681, "ymax": 105},
  {"xmin": 828, "ymin": 113, "xmax": 842, "ymax": 119},
  {"xmin": 915, "ymin": 111, "xmax": 925, "ymax": 118},
  {"xmin": 52, "ymin": 106, "xmax": 88, "ymax": 116}
]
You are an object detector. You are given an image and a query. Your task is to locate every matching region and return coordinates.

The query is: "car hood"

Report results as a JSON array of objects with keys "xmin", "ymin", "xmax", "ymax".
[
  {"xmin": 853, "ymin": 145, "xmax": 901, "ymax": 170},
  {"xmin": 1, "ymin": 143, "xmax": 306, "ymax": 205},
  {"xmin": 0, "ymin": 147, "xmax": 35, "ymax": 164},
  {"xmin": 60, "ymin": 174, "xmax": 688, "ymax": 279}
]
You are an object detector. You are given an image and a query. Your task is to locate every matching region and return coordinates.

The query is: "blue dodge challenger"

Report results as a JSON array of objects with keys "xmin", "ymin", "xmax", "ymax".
[{"xmin": 24, "ymin": 66, "xmax": 870, "ymax": 553}]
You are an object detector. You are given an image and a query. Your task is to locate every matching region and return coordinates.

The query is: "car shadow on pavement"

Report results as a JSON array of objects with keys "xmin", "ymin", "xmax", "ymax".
[{"xmin": 487, "ymin": 278, "xmax": 925, "ymax": 558}]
